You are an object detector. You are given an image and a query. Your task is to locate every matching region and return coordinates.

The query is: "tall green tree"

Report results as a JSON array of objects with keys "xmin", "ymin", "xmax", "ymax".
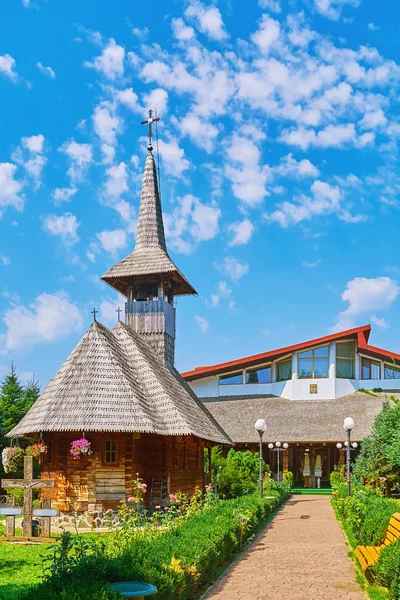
[
  {"xmin": 0, "ymin": 364, "xmax": 40, "ymax": 479},
  {"xmin": 354, "ymin": 397, "xmax": 400, "ymax": 489}
]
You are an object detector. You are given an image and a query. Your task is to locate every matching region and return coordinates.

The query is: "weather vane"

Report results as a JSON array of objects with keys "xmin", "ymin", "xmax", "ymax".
[{"xmin": 141, "ymin": 109, "xmax": 160, "ymax": 150}]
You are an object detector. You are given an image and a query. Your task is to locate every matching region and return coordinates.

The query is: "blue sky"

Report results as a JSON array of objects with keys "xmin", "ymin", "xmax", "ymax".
[{"xmin": 1, "ymin": 0, "xmax": 400, "ymax": 388}]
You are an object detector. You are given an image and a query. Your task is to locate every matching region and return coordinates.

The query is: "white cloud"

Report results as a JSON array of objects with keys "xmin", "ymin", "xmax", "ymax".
[
  {"xmin": 368, "ymin": 23, "xmax": 380, "ymax": 31},
  {"xmin": 158, "ymin": 138, "xmax": 190, "ymax": 177},
  {"xmin": 172, "ymin": 18, "xmax": 196, "ymax": 41},
  {"xmin": 195, "ymin": 315, "xmax": 209, "ymax": 332},
  {"xmin": 97, "ymin": 229, "xmax": 127, "ymax": 255},
  {"xmin": 0, "ymin": 163, "xmax": 24, "ymax": 213},
  {"xmin": 0, "ymin": 254, "xmax": 11, "ymax": 266},
  {"xmin": 132, "ymin": 27, "xmax": 149, "ymax": 40},
  {"xmin": 207, "ymin": 281, "xmax": 234, "ymax": 309},
  {"xmin": 301, "ymin": 258, "xmax": 322, "ymax": 268},
  {"xmin": 60, "ymin": 140, "xmax": 93, "ymax": 182},
  {"xmin": 332, "ymin": 277, "xmax": 399, "ymax": 332},
  {"xmin": 314, "ymin": 0, "xmax": 360, "ymax": 21},
  {"xmin": 180, "ymin": 114, "xmax": 218, "ymax": 152},
  {"xmin": 275, "ymin": 154, "xmax": 320, "ymax": 178},
  {"xmin": 227, "ymin": 219, "xmax": 254, "ymax": 246},
  {"xmin": 42, "ymin": 213, "xmax": 80, "ymax": 245},
  {"xmin": 93, "ymin": 102, "xmax": 122, "ymax": 146},
  {"xmin": 3, "ymin": 291, "xmax": 83, "ymax": 351},
  {"xmin": 251, "ymin": 15, "xmax": 280, "ymax": 55},
  {"xmin": 225, "ymin": 134, "xmax": 270, "ymax": 206},
  {"xmin": 0, "ymin": 54, "xmax": 17, "ymax": 80},
  {"xmin": 103, "ymin": 162, "xmax": 129, "ymax": 200},
  {"xmin": 259, "ymin": 0, "xmax": 281, "ymax": 11},
  {"xmin": 280, "ymin": 124, "xmax": 358, "ymax": 150},
  {"xmin": 360, "ymin": 109, "xmax": 387, "ymax": 130},
  {"xmin": 84, "ymin": 38, "xmax": 125, "ymax": 79},
  {"xmin": 36, "ymin": 62, "xmax": 56, "ymax": 79},
  {"xmin": 142, "ymin": 88, "xmax": 168, "ymax": 116},
  {"xmin": 164, "ymin": 194, "xmax": 221, "ymax": 253},
  {"xmin": 185, "ymin": 1, "xmax": 228, "ymax": 40},
  {"xmin": 12, "ymin": 134, "xmax": 46, "ymax": 190},
  {"xmin": 370, "ymin": 314, "xmax": 388, "ymax": 328},
  {"xmin": 267, "ymin": 180, "xmax": 344, "ymax": 228},
  {"xmin": 216, "ymin": 256, "xmax": 249, "ymax": 281},
  {"xmin": 52, "ymin": 187, "xmax": 78, "ymax": 205},
  {"xmin": 116, "ymin": 87, "xmax": 140, "ymax": 112}
]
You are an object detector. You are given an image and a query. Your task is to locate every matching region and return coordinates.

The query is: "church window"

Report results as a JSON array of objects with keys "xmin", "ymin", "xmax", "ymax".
[
  {"xmin": 104, "ymin": 440, "xmax": 118, "ymax": 465},
  {"xmin": 384, "ymin": 363, "xmax": 400, "ymax": 379},
  {"xmin": 246, "ymin": 366, "xmax": 272, "ymax": 384},
  {"xmin": 277, "ymin": 358, "xmax": 292, "ymax": 382},
  {"xmin": 298, "ymin": 346, "xmax": 329, "ymax": 379},
  {"xmin": 361, "ymin": 357, "xmax": 381, "ymax": 380},
  {"xmin": 336, "ymin": 342, "xmax": 355, "ymax": 379},
  {"xmin": 219, "ymin": 372, "xmax": 243, "ymax": 385}
]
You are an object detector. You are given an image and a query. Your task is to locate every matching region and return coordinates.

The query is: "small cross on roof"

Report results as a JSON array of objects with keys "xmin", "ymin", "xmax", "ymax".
[
  {"xmin": 141, "ymin": 109, "xmax": 160, "ymax": 150},
  {"xmin": 91, "ymin": 307, "xmax": 98, "ymax": 322}
]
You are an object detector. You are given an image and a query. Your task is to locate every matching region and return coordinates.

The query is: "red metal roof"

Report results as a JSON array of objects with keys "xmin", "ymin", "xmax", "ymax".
[{"xmin": 182, "ymin": 324, "xmax": 382, "ymax": 381}]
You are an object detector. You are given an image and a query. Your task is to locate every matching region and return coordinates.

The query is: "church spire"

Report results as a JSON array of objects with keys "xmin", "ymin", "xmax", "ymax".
[{"xmin": 101, "ymin": 111, "xmax": 197, "ymax": 368}]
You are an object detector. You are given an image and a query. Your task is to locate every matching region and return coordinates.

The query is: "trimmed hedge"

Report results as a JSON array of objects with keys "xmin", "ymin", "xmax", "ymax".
[
  {"xmin": 372, "ymin": 540, "xmax": 400, "ymax": 599},
  {"xmin": 12, "ymin": 488, "xmax": 289, "ymax": 600}
]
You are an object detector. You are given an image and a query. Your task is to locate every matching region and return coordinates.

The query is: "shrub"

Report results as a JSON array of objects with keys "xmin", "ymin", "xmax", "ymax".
[
  {"xmin": 16, "ymin": 489, "xmax": 290, "ymax": 600},
  {"xmin": 358, "ymin": 495, "xmax": 398, "ymax": 546},
  {"xmin": 373, "ymin": 539, "xmax": 400, "ymax": 599},
  {"xmin": 213, "ymin": 449, "xmax": 268, "ymax": 499}
]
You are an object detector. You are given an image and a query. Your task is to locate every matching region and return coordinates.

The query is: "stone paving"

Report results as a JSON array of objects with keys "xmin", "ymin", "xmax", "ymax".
[{"xmin": 205, "ymin": 496, "xmax": 366, "ymax": 600}]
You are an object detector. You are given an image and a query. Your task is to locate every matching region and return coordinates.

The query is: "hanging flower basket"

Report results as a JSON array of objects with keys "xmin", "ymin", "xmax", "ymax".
[
  {"xmin": 2, "ymin": 446, "xmax": 25, "ymax": 473},
  {"xmin": 70, "ymin": 438, "xmax": 92, "ymax": 460},
  {"xmin": 26, "ymin": 443, "xmax": 47, "ymax": 459}
]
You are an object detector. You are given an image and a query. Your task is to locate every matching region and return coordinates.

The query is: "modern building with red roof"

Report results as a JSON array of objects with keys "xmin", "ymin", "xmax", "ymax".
[{"xmin": 182, "ymin": 325, "xmax": 400, "ymax": 487}]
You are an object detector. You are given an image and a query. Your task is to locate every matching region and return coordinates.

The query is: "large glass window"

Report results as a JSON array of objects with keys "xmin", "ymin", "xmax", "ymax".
[
  {"xmin": 219, "ymin": 372, "xmax": 243, "ymax": 385},
  {"xmin": 298, "ymin": 346, "xmax": 329, "ymax": 379},
  {"xmin": 361, "ymin": 357, "xmax": 381, "ymax": 380},
  {"xmin": 246, "ymin": 366, "xmax": 271, "ymax": 384},
  {"xmin": 277, "ymin": 358, "xmax": 292, "ymax": 382},
  {"xmin": 336, "ymin": 342, "xmax": 355, "ymax": 379},
  {"xmin": 384, "ymin": 363, "xmax": 400, "ymax": 379}
]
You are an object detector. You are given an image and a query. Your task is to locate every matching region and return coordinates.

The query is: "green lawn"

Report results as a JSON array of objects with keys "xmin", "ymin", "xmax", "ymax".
[{"xmin": 0, "ymin": 543, "xmax": 49, "ymax": 599}]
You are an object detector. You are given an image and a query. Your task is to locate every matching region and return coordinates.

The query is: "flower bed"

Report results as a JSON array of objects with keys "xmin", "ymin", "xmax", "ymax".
[{"xmin": 16, "ymin": 485, "xmax": 290, "ymax": 600}]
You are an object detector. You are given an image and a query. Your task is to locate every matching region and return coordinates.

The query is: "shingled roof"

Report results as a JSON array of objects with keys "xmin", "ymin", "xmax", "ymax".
[
  {"xmin": 101, "ymin": 149, "xmax": 196, "ymax": 297},
  {"xmin": 200, "ymin": 392, "xmax": 393, "ymax": 443},
  {"xmin": 8, "ymin": 320, "xmax": 230, "ymax": 444}
]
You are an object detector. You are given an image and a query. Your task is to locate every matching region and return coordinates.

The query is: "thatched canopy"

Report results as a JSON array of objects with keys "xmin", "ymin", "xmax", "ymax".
[
  {"xmin": 101, "ymin": 150, "xmax": 196, "ymax": 297},
  {"xmin": 8, "ymin": 321, "xmax": 230, "ymax": 444},
  {"xmin": 201, "ymin": 392, "xmax": 392, "ymax": 443}
]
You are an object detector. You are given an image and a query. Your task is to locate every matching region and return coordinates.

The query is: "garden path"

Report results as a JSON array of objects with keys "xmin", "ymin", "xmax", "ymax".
[{"xmin": 204, "ymin": 496, "xmax": 366, "ymax": 600}]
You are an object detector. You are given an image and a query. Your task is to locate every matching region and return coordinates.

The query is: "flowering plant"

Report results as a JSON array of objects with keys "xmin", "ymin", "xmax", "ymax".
[
  {"xmin": 70, "ymin": 438, "xmax": 92, "ymax": 460},
  {"xmin": 26, "ymin": 443, "xmax": 47, "ymax": 458},
  {"xmin": 2, "ymin": 446, "xmax": 25, "ymax": 473}
]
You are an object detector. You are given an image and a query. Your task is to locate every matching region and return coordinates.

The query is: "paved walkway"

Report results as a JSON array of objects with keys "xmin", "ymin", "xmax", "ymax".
[{"xmin": 205, "ymin": 496, "xmax": 366, "ymax": 600}]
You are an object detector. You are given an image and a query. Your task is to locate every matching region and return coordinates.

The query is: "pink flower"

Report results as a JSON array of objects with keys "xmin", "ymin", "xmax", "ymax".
[
  {"xmin": 205, "ymin": 485, "xmax": 212, "ymax": 492},
  {"xmin": 164, "ymin": 507, "xmax": 170, "ymax": 512},
  {"xmin": 169, "ymin": 494, "xmax": 176, "ymax": 501},
  {"xmin": 119, "ymin": 500, "xmax": 125, "ymax": 504},
  {"xmin": 106, "ymin": 509, "xmax": 113, "ymax": 514},
  {"xmin": 127, "ymin": 496, "xmax": 137, "ymax": 502},
  {"xmin": 155, "ymin": 505, "xmax": 161, "ymax": 509}
]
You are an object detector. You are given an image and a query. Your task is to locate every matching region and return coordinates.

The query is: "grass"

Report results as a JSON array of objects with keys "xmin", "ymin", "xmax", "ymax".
[{"xmin": 0, "ymin": 542, "xmax": 50, "ymax": 599}]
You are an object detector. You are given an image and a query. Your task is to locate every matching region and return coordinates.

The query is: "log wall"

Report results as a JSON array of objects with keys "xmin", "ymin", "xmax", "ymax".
[{"xmin": 40, "ymin": 432, "xmax": 207, "ymax": 511}]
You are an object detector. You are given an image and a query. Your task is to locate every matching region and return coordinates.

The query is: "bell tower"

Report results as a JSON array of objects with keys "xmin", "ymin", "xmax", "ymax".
[{"xmin": 101, "ymin": 112, "xmax": 196, "ymax": 369}]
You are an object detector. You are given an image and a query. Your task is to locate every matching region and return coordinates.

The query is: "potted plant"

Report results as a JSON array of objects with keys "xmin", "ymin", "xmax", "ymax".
[
  {"xmin": 1, "ymin": 446, "xmax": 25, "ymax": 473},
  {"xmin": 70, "ymin": 437, "xmax": 93, "ymax": 460},
  {"xmin": 26, "ymin": 443, "xmax": 47, "ymax": 458}
]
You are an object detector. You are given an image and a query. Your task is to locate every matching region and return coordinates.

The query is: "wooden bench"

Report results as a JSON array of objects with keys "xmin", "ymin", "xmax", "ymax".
[{"xmin": 354, "ymin": 512, "xmax": 400, "ymax": 571}]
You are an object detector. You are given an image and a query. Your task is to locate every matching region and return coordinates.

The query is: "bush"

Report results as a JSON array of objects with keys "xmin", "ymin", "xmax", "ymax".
[
  {"xmin": 358, "ymin": 495, "xmax": 398, "ymax": 546},
  {"xmin": 283, "ymin": 471, "xmax": 294, "ymax": 487},
  {"xmin": 15, "ymin": 489, "xmax": 290, "ymax": 600},
  {"xmin": 213, "ymin": 449, "xmax": 269, "ymax": 499},
  {"xmin": 373, "ymin": 539, "xmax": 400, "ymax": 599}
]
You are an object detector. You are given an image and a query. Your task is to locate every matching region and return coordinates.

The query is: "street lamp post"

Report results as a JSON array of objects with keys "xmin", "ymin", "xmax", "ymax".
[
  {"xmin": 268, "ymin": 442, "xmax": 289, "ymax": 483},
  {"xmin": 336, "ymin": 417, "xmax": 356, "ymax": 496},
  {"xmin": 254, "ymin": 419, "xmax": 267, "ymax": 498}
]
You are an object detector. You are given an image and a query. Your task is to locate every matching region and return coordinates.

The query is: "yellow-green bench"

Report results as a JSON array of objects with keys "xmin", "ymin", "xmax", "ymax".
[{"xmin": 354, "ymin": 512, "xmax": 400, "ymax": 571}]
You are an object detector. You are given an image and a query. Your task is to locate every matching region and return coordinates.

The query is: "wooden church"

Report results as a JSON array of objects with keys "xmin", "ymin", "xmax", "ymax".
[{"xmin": 8, "ymin": 118, "xmax": 230, "ymax": 512}]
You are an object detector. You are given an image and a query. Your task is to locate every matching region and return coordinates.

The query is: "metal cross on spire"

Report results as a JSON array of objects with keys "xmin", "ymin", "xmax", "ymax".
[
  {"xmin": 91, "ymin": 307, "xmax": 98, "ymax": 322},
  {"xmin": 141, "ymin": 109, "xmax": 160, "ymax": 150},
  {"xmin": 116, "ymin": 307, "xmax": 122, "ymax": 322}
]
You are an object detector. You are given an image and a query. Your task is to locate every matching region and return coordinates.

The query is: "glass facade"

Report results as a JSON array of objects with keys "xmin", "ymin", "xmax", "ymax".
[
  {"xmin": 246, "ymin": 366, "xmax": 271, "ymax": 384},
  {"xmin": 384, "ymin": 364, "xmax": 400, "ymax": 379},
  {"xmin": 361, "ymin": 357, "xmax": 381, "ymax": 380},
  {"xmin": 219, "ymin": 372, "xmax": 243, "ymax": 385},
  {"xmin": 298, "ymin": 345, "xmax": 329, "ymax": 379},
  {"xmin": 277, "ymin": 358, "xmax": 292, "ymax": 382},
  {"xmin": 336, "ymin": 342, "xmax": 355, "ymax": 379}
]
